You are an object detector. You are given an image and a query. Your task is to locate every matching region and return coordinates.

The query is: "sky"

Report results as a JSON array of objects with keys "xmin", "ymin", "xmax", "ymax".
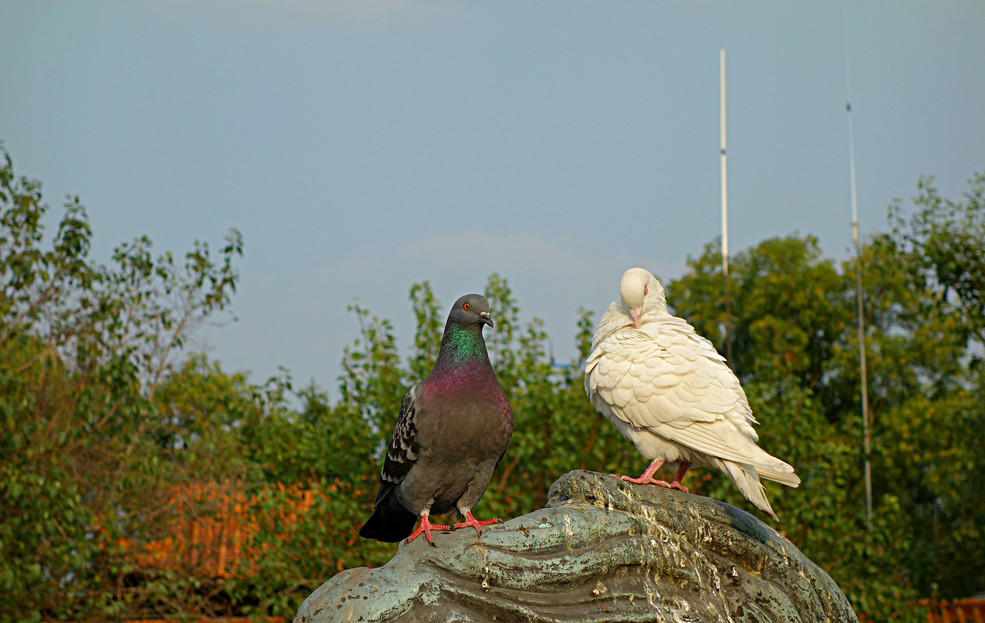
[{"xmin": 2, "ymin": 1, "xmax": 984, "ymax": 398}]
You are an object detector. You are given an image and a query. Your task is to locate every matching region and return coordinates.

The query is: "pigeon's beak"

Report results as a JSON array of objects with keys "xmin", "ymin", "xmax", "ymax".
[
  {"xmin": 631, "ymin": 307, "xmax": 642, "ymax": 329},
  {"xmin": 479, "ymin": 311, "xmax": 494, "ymax": 328}
]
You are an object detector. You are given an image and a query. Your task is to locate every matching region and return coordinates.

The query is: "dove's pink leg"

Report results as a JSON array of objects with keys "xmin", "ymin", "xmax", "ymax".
[
  {"xmin": 666, "ymin": 460, "xmax": 691, "ymax": 492},
  {"xmin": 453, "ymin": 510, "xmax": 502, "ymax": 533},
  {"xmin": 613, "ymin": 458, "xmax": 670, "ymax": 486},
  {"xmin": 614, "ymin": 459, "xmax": 692, "ymax": 491},
  {"xmin": 406, "ymin": 511, "xmax": 451, "ymax": 546}
]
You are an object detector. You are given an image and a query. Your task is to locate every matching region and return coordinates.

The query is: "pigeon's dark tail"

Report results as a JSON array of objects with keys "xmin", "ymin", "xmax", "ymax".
[{"xmin": 358, "ymin": 487, "xmax": 418, "ymax": 543}]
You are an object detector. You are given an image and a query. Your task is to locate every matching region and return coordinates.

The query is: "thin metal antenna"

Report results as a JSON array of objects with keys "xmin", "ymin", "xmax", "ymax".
[
  {"xmin": 844, "ymin": 11, "xmax": 873, "ymax": 532},
  {"xmin": 720, "ymin": 48, "xmax": 733, "ymax": 368}
]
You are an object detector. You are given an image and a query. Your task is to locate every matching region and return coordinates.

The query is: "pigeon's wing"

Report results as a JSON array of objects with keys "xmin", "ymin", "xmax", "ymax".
[
  {"xmin": 359, "ymin": 383, "xmax": 426, "ymax": 542},
  {"xmin": 586, "ymin": 318, "xmax": 794, "ymax": 474},
  {"xmin": 378, "ymin": 383, "xmax": 423, "ymax": 494}
]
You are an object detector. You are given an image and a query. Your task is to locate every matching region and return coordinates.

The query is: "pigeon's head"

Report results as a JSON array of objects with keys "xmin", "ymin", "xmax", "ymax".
[
  {"xmin": 448, "ymin": 294, "xmax": 494, "ymax": 331},
  {"xmin": 619, "ymin": 267, "xmax": 667, "ymax": 328}
]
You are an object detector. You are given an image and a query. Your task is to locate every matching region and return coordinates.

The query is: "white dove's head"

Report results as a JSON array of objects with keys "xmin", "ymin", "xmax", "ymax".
[{"xmin": 619, "ymin": 267, "xmax": 667, "ymax": 328}]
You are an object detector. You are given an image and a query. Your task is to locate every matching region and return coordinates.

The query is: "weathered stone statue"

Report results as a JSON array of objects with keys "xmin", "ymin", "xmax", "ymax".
[{"xmin": 294, "ymin": 470, "xmax": 858, "ymax": 623}]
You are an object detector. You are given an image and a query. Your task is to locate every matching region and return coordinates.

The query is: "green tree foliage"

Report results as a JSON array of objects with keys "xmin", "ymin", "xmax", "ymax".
[
  {"xmin": 665, "ymin": 174, "xmax": 985, "ymax": 616},
  {"xmin": 2, "ymin": 142, "xmax": 983, "ymax": 621},
  {"xmin": 891, "ymin": 173, "xmax": 985, "ymax": 347},
  {"xmin": 881, "ymin": 174, "xmax": 985, "ymax": 598},
  {"xmin": 1, "ymin": 146, "xmax": 247, "ymax": 621}
]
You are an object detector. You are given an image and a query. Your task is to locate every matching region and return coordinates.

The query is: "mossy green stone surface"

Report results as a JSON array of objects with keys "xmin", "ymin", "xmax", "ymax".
[{"xmin": 295, "ymin": 470, "xmax": 858, "ymax": 623}]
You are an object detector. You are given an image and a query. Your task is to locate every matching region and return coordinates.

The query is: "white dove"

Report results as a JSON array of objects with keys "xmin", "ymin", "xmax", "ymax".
[{"xmin": 584, "ymin": 267, "xmax": 800, "ymax": 520}]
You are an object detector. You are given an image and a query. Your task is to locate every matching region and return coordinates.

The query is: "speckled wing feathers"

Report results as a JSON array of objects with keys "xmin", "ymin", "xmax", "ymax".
[{"xmin": 380, "ymin": 384, "xmax": 422, "ymax": 487}]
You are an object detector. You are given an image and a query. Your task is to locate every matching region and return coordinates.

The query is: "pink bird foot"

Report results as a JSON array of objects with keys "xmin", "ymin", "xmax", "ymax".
[
  {"xmin": 664, "ymin": 480, "xmax": 689, "ymax": 493},
  {"xmin": 406, "ymin": 513, "xmax": 451, "ymax": 546},
  {"xmin": 453, "ymin": 510, "xmax": 502, "ymax": 533},
  {"xmin": 611, "ymin": 459, "xmax": 691, "ymax": 492},
  {"xmin": 611, "ymin": 473, "xmax": 672, "ymax": 487}
]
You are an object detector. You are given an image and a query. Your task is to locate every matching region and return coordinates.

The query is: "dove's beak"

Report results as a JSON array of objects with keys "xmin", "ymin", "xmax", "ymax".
[
  {"xmin": 631, "ymin": 307, "xmax": 642, "ymax": 329},
  {"xmin": 479, "ymin": 311, "xmax": 494, "ymax": 328}
]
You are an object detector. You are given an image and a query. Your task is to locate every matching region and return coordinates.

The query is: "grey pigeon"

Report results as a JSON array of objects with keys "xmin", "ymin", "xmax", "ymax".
[
  {"xmin": 584, "ymin": 267, "xmax": 800, "ymax": 520},
  {"xmin": 359, "ymin": 294, "xmax": 514, "ymax": 545}
]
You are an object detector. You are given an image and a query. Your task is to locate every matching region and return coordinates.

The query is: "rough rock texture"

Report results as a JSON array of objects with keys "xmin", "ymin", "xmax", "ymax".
[{"xmin": 294, "ymin": 470, "xmax": 858, "ymax": 623}]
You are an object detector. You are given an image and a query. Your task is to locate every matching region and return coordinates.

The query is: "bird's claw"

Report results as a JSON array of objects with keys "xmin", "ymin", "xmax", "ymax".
[
  {"xmin": 610, "ymin": 473, "xmax": 662, "ymax": 486},
  {"xmin": 453, "ymin": 512, "xmax": 502, "ymax": 533},
  {"xmin": 611, "ymin": 473, "xmax": 689, "ymax": 492},
  {"xmin": 406, "ymin": 518, "xmax": 451, "ymax": 546}
]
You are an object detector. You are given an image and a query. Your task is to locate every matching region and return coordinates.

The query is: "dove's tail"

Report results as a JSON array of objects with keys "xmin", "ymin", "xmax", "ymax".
[
  {"xmin": 358, "ymin": 485, "xmax": 418, "ymax": 543},
  {"xmin": 757, "ymin": 464, "xmax": 801, "ymax": 488},
  {"xmin": 713, "ymin": 458, "xmax": 781, "ymax": 522}
]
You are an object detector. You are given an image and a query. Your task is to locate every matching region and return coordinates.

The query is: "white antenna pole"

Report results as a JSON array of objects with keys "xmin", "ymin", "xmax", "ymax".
[
  {"xmin": 843, "ymin": 8, "xmax": 873, "ymax": 531},
  {"xmin": 720, "ymin": 48, "xmax": 733, "ymax": 367},
  {"xmin": 847, "ymin": 99, "xmax": 873, "ymax": 533}
]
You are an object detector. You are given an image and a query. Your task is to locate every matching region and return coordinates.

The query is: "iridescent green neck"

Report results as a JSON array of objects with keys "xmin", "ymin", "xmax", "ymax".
[{"xmin": 440, "ymin": 326, "xmax": 486, "ymax": 365}]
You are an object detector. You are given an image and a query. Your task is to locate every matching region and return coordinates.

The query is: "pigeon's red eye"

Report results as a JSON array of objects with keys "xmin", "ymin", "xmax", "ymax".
[
  {"xmin": 463, "ymin": 302, "xmax": 471, "ymax": 311},
  {"xmin": 644, "ymin": 285, "xmax": 648, "ymax": 296}
]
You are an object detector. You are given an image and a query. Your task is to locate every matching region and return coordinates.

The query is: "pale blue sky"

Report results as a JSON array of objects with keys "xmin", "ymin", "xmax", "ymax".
[{"xmin": 2, "ymin": 1, "xmax": 983, "ymax": 395}]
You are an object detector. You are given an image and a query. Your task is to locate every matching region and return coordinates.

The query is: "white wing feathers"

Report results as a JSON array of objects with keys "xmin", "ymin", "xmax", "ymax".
[
  {"xmin": 586, "ymin": 268, "xmax": 800, "ymax": 521},
  {"xmin": 586, "ymin": 316, "xmax": 798, "ymax": 483}
]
